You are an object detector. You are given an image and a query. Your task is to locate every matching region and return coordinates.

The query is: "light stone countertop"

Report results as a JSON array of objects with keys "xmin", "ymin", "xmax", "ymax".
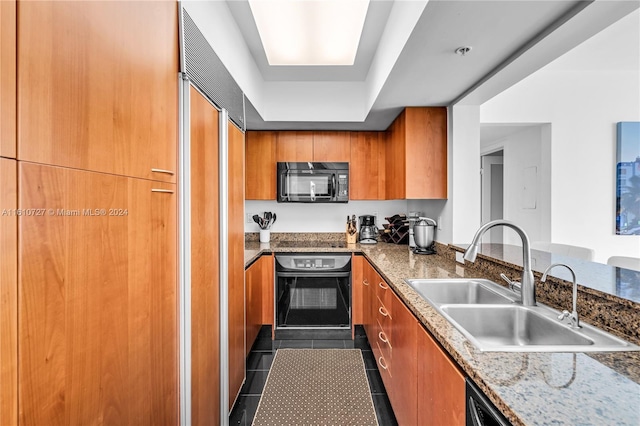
[{"xmin": 245, "ymin": 240, "xmax": 640, "ymax": 426}]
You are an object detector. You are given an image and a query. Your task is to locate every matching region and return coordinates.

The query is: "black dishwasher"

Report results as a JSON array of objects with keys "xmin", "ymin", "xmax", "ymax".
[{"xmin": 466, "ymin": 379, "xmax": 512, "ymax": 426}]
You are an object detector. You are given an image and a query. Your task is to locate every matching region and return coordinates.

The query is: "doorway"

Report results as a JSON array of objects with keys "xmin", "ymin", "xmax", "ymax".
[{"xmin": 481, "ymin": 151, "xmax": 504, "ymax": 244}]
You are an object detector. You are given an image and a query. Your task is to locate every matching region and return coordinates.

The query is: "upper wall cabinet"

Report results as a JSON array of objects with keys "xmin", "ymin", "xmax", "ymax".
[
  {"xmin": 312, "ymin": 131, "xmax": 350, "ymax": 162},
  {"xmin": 386, "ymin": 107, "xmax": 448, "ymax": 199},
  {"xmin": 276, "ymin": 131, "xmax": 313, "ymax": 162},
  {"xmin": 246, "ymin": 131, "xmax": 276, "ymax": 200},
  {"xmin": 17, "ymin": 1, "xmax": 178, "ymax": 182},
  {"xmin": 0, "ymin": 0, "xmax": 16, "ymax": 159},
  {"xmin": 350, "ymin": 132, "xmax": 385, "ymax": 200}
]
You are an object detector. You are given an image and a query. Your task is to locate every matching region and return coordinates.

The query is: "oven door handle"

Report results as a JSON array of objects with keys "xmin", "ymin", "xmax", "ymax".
[{"xmin": 276, "ymin": 271, "xmax": 351, "ymax": 278}]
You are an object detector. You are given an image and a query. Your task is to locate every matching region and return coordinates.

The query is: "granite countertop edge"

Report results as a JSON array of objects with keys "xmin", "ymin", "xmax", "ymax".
[{"xmin": 244, "ymin": 241, "xmax": 640, "ymax": 426}]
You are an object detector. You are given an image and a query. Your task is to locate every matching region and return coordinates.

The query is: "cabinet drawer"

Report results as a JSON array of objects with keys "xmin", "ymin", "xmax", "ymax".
[
  {"xmin": 375, "ymin": 277, "xmax": 393, "ymax": 308},
  {"xmin": 376, "ymin": 319, "xmax": 393, "ymax": 362},
  {"xmin": 376, "ymin": 296, "xmax": 393, "ymax": 336},
  {"xmin": 374, "ymin": 341, "xmax": 392, "ymax": 388}
]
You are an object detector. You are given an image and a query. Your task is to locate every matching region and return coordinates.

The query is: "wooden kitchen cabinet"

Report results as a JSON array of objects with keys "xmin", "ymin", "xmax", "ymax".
[
  {"xmin": 0, "ymin": 159, "xmax": 17, "ymax": 425},
  {"xmin": 276, "ymin": 131, "xmax": 313, "ymax": 162},
  {"xmin": 390, "ymin": 292, "xmax": 418, "ymax": 426},
  {"xmin": 351, "ymin": 255, "xmax": 364, "ymax": 327},
  {"xmin": 0, "ymin": 0, "xmax": 16, "ymax": 159},
  {"xmin": 245, "ymin": 258, "xmax": 263, "ymax": 356},
  {"xmin": 246, "ymin": 131, "xmax": 277, "ymax": 200},
  {"xmin": 385, "ymin": 107, "xmax": 447, "ymax": 199},
  {"xmin": 313, "ymin": 131, "xmax": 350, "ymax": 162},
  {"xmin": 350, "ymin": 132, "xmax": 386, "ymax": 200},
  {"xmin": 18, "ymin": 163, "xmax": 177, "ymax": 425},
  {"xmin": 417, "ymin": 323, "xmax": 466, "ymax": 426},
  {"xmin": 17, "ymin": 1, "xmax": 178, "ymax": 182},
  {"xmin": 228, "ymin": 121, "xmax": 246, "ymax": 409},
  {"xmin": 361, "ymin": 261, "xmax": 377, "ymax": 344},
  {"xmin": 245, "ymin": 253, "xmax": 275, "ymax": 352},
  {"xmin": 260, "ymin": 255, "xmax": 275, "ymax": 328},
  {"xmin": 190, "ymin": 87, "xmax": 220, "ymax": 426}
]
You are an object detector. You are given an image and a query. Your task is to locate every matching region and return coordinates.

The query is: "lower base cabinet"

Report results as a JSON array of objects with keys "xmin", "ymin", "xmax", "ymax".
[
  {"xmin": 417, "ymin": 322, "xmax": 466, "ymax": 426},
  {"xmin": 246, "ymin": 254, "xmax": 275, "ymax": 353},
  {"xmin": 360, "ymin": 259, "xmax": 466, "ymax": 426}
]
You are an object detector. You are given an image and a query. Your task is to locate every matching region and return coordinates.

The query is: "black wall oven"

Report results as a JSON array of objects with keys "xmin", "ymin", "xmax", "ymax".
[
  {"xmin": 277, "ymin": 162, "xmax": 349, "ymax": 203},
  {"xmin": 275, "ymin": 253, "xmax": 351, "ymax": 338}
]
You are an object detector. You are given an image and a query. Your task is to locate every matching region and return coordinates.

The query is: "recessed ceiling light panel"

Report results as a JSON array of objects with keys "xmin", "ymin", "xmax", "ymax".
[{"xmin": 249, "ymin": 0, "xmax": 370, "ymax": 66}]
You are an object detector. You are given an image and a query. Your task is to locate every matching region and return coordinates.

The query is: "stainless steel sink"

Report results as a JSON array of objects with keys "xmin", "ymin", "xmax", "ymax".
[
  {"xmin": 404, "ymin": 278, "xmax": 640, "ymax": 353},
  {"xmin": 404, "ymin": 278, "xmax": 518, "ymax": 305}
]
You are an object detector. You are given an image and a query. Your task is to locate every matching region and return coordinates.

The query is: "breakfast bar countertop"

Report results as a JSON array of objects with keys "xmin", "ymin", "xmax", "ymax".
[{"xmin": 244, "ymin": 239, "xmax": 640, "ymax": 426}]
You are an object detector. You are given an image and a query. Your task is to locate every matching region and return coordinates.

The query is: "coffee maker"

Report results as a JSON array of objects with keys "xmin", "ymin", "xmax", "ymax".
[{"xmin": 358, "ymin": 215, "xmax": 378, "ymax": 244}]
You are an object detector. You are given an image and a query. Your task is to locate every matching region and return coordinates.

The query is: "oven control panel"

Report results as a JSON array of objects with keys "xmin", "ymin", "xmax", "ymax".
[
  {"xmin": 294, "ymin": 258, "xmax": 335, "ymax": 269},
  {"xmin": 275, "ymin": 254, "xmax": 351, "ymax": 271}
]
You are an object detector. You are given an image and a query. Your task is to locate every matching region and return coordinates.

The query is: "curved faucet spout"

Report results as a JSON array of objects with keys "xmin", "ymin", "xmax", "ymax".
[{"xmin": 463, "ymin": 220, "xmax": 536, "ymax": 306}]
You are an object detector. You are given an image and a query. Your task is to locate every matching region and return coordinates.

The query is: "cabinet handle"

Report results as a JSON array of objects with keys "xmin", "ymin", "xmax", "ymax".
[
  {"xmin": 363, "ymin": 279, "xmax": 369, "ymax": 286},
  {"xmin": 151, "ymin": 189, "xmax": 175, "ymax": 194},
  {"xmin": 151, "ymin": 168, "xmax": 175, "ymax": 175},
  {"xmin": 379, "ymin": 306, "xmax": 389, "ymax": 317},
  {"xmin": 378, "ymin": 331, "xmax": 389, "ymax": 344},
  {"xmin": 379, "ymin": 282, "xmax": 388, "ymax": 290},
  {"xmin": 378, "ymin": 356, "xmax": 388, "ymax": 370}
]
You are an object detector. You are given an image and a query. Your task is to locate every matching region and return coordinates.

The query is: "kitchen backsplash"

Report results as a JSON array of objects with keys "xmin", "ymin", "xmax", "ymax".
[{"xmin": 245, "ymin": 199, "xmax": 446, "ymax": 233}]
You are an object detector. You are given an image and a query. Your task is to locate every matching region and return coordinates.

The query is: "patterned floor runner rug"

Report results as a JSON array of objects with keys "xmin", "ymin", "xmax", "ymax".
[{"xmin": 252, "ymin": 349, "xmax": 378, "ymax": 426}]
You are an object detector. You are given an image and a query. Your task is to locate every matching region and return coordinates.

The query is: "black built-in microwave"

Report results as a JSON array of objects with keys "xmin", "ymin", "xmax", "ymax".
[{"xmin": 277, "ymin": 162, "xmax": 349, "ymax": 203}]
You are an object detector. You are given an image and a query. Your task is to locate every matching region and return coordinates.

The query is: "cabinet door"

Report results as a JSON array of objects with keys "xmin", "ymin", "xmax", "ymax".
[
  {"xmin": 390, "ymin": 292, "xmax": 418, "ymax": 426},
  {"xmin": 385, "ymin": 112, "xmax": 407, "ymax": 199},
  {"xmin": 405, "ymin": 107, "xmax": 447, "ymax": 199},
  {"xmin": 417, "ymin": 325, "xmax": 465, "ymax": 426},
  {"xmin": 245, "ymin": 258, "xmax": 262, "ymax": 356},
  {"xmin": 18, "ymin": 163, "xmax": 177, "ymax": 425},
  {"xmin": 0, "ymin": 0, "xmax": 16, "ymax": 159},
  {"xmin": 350, "ymin": 132, "xmax": 386, "ymax": 200},
  {"xmin": 312, "ymin": 131, "xmax": 350, "ymax": 162},
  {"xmin": 228, "ymin": 121, "xmax": 246, "ymax": 409},
  {"xmin": 276, "ymin": 131, "xmax": 313, "ymax": 162},
  {"xmin": 190, "ymin": 87, "xmax": 220, "ymax": 426},
  {"xmin": 260, "ymin": 254, "xmax": 275, "ymax": 328},
  {"xmin": 17, "ymin": 1, "xmax": 178, "ymax": 182},
  {"xmin": 0, "ymin": 159, "xmax": 17, "ymax": 425},
  {"xmin": 245, "ymin": 131, "xmax": 276, "ymax": 200},
  {"xmin": 351, "ymin": 255, "xmax": 364, "ymax": 327}
]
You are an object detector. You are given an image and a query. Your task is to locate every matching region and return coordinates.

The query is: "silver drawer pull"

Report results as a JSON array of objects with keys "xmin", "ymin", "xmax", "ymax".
[
  {"xmin": 151, "ymin": 189, "xmax": 174, "ymax": 194},
  {"xmin": 379, "ymin": 306, "xmax": 389, "ymax": 317},
  {"xmin": 378, "ymin": 356, "xmax": 388, "ymax": 370},
  {"xmin": 378, "ymin": 331, "xmax": 389, "ymax": 344},
  {"xmin": 379, "ymin": 282, "xmax": 388, "ymax": 290},
  {"xmin": 363, "ymin": 279, "xmax": 369, "ymax": 286},
  {"xmin": 151, "ymin": 168, "xmax": 175, "ymax": 175}
]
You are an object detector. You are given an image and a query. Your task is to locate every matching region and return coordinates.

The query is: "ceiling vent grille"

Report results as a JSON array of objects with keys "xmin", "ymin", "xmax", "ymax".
[{"xmin": 180, "ymin": 9, "xmax": 245, "ymax": 130}]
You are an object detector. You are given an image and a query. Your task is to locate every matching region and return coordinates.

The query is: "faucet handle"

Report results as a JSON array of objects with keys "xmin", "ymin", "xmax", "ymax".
[
  {"xmin": 500, "ymin": 273, "xmax": 521, "ymax": 292},
  {"xmin": 558, "ymin": 310, "xmax": 571, "ymax": 321}
]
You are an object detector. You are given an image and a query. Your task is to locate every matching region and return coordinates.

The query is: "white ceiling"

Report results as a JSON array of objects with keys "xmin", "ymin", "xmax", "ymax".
[{"xmin": 184, "ymin": 0, "xmax": 640, "ymax": 131}]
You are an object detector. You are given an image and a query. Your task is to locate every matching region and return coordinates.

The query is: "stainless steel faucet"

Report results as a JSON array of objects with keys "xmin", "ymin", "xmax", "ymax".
[
  {"xmin": 463, "ymin": 220, "xmax": 536, "ymax": 306},
  {"xmin": 542, "ymin": 263, "xmax": 581, "ymax": 329}
]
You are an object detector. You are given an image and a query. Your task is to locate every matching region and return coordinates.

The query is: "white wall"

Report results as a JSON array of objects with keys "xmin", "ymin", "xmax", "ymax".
[
  {"xmin": 481, "ymin": 125, "xmax": 552, "ymax": 246},
  {"xmin": 481, "ymin": 10, "xmax": 640, "ymax": 263},
  {"xmin": 245, "ymin": 200, "xmax": 408, "ymax": 233},
  {"xmin": 245, "ymin": 199, "xmax": 448, "ymax": 236},
  {"xmin": 444, "ymin": 105, "xmax": 482, "ymax": 245}
]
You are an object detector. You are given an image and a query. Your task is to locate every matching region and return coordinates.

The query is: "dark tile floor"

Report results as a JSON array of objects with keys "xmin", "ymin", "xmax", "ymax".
[{"xmin": 229, "ymin": 326, "xmax": 398, "ymax": 425}]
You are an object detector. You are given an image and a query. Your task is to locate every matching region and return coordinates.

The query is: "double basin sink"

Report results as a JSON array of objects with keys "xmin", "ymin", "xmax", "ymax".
[{"xmin": 404, "ymin": 278, "xmax": 640, "ymax": 352}]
